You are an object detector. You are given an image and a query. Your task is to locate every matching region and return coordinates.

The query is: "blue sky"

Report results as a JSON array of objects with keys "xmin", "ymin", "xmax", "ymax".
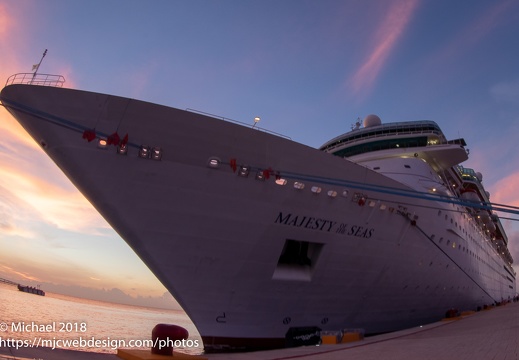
[{"xmin": 1, "ymin": 0, "xmax": 519, "ymax": 306}]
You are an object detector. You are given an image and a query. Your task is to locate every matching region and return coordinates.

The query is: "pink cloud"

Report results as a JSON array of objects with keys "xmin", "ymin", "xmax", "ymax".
[
  {"xmin": 0, "ymin": 264, "xmax": 41, "ymax": 282},
  {"xmin": 428, "ymin": 1, "xmax": 516, "ymax": 65},
  {"xmin": 0, "ymin": 3, "xmax": 12, "ymax": 36},
  {"xmin": 489, "ymin": 172, "xmax": 519, "ymax": 209},
  {"xmin": 466, "ymin": 1, "xmax": 515, "ymax": 44},
  {"xmin": 348, "ymin": 0, "xmax": 419, "ymax": 98},
  {"xmin": 0, "ymin": 142, "xmax": 111, "ymax": 233}
]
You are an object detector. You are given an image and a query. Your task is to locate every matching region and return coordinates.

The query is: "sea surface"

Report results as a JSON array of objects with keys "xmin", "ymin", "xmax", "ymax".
[{"xmin": 0, "ymin": 283, "xmax": 203, "ymax": 355}]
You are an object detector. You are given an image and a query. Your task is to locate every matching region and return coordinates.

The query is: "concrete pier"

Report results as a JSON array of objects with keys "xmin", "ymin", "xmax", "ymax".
[
  {"xmin": 207, "ymin": 302, "xmax": 518, "ymax": 360},
  {"xmin": 1, "ymin": 302, "xmax": 517, "ymax": 360}
]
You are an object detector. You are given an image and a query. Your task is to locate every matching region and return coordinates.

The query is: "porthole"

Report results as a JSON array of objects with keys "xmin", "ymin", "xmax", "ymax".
[
  {"xmin": 311, "ymin": 186, "xmax": 322, "ymax": 194},
  {"xmin": 98, "ymin": 138, "xmax": 108, "ymax": 149},
  {"xmin": 293, "ymin": 182, "xmax": 305, "ymax": 190},
  {"xmin": 275, "ymin": 178, "xmax": 288, "ymax": 186},
  {"xmin": 207, "ymin": 157, "xmax": 221, "ymax": 168},
  {"xmin": 327, "ymin": 190, "xmax": 337, "ymax": 198}
]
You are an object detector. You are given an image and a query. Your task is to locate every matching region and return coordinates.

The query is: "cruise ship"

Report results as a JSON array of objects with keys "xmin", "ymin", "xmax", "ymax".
[{"xmin": 1, "ymin": 73, "xmax": 516, "ymax": 351}]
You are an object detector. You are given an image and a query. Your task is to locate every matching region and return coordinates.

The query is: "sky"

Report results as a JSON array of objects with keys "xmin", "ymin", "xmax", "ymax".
[{"xmin": 1, "ymin": 0, "xmax": 519, "ymax": 308}]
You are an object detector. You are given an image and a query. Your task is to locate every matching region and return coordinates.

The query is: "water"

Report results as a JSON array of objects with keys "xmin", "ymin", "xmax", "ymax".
[{"xmin": 0, "ymin": 283, "xmax": 203, "ymax": 355}]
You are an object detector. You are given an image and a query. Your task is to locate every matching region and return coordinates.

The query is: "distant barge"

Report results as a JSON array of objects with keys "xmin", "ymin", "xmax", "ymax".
[{"xmin": 18, "ymin": 284, "xmax": 45, "ymax": 296}]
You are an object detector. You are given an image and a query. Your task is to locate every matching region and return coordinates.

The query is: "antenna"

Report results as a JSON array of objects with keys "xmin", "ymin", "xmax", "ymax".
[
  {"xmin": 31, "ymin": 49, "xmax": 48, "ymax": 83},
  {"xmin": 351, "ymin": 117, "xmax": 361, "ymax": 130}
]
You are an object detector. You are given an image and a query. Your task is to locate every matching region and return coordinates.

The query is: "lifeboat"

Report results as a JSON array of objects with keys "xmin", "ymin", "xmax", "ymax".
[
  {"xmin": 477, "ymin": 210, "xmax": 491, "ymax": 224},
  {"xmin": 486, "ymin": 221, "xmax": 497, "ymax": 233},
  {"xmin": 460, "ymin": 189, "xmax": 480, "ymax": 203}
]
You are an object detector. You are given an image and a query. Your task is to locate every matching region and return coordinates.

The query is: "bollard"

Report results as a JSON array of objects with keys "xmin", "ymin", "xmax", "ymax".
[{"xmin": 151, "ymin": 323, "xmax": 189, "ymax": 355}]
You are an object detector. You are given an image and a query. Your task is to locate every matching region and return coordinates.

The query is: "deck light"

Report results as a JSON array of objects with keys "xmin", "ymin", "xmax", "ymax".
[{"xmin": 252, "ymin": 116, "xmax": 260, "ymax": 128}]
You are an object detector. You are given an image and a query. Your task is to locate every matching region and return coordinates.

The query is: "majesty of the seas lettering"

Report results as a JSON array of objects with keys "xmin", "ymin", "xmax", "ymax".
[
  {"xmin": 275, "ymin": 212, "xmax": 336, "ymax": 232},
  {"xmin": 275, "ymin": 212, "xmax": 374, "ymax": 238}
]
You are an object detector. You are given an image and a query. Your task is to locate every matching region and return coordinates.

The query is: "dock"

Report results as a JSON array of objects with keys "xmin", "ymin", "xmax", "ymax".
[{"xmin": 1, "ymin": 302, "xmax": 517, "ymax": 360}]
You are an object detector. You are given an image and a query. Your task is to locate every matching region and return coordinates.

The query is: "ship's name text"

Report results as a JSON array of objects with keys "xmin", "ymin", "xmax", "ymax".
[{"xmin": 274, "ymin": 212, "xmax": 374, "ymax": 238}]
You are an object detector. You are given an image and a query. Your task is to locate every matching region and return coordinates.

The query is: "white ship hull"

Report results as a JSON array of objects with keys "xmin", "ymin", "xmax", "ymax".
[{"xmin": 1, "ymin": 82, "xmax": 515, "ymax": 351}]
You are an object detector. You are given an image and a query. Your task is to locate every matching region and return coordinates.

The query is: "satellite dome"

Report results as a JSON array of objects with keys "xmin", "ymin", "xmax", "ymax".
[{"xmin": 363, "ymin": 114, "xmax": 382, "ymax": 128}]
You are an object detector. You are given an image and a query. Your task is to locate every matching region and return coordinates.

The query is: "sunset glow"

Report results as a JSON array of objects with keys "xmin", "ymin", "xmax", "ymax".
[{"xmin": 1, "ymin": 0, "xmax": 518, "ymax": 307}]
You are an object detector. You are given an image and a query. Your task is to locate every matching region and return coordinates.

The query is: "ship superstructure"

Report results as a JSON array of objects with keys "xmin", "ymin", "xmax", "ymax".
[{"xmin": 1, "ymin": 75, "xmax": 515, "ymax": 351}]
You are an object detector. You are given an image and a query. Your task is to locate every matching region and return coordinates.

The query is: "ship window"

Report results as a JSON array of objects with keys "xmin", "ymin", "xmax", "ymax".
[
  {"xmin": 255, "ymin": 170, "xmax": 266, "ymax": 181},
  {"xmin": 139, "ymin": 145, "xmax": 150, "ymax": 158},
  {"xmin": 98, "ymin": 138, "xmax": 108, "ymax": 149},
  {"xmin": 327, "ymin": 190, "xmax": 337, "ymax": 198},
  {"xmin": 332, "ymin": 136, "xmax": 428, "ymax": 157},
  {"xmin": 404, "ymin": 165, "xmax": 411, "ymax": 168},
  {"xmin": 342, "ymin": 190, "xmax": 349, "ymax": 197},
  {"xmin": 273, "ymin": 240, "xmax": 324, "ymax": 282},
  {"xmin": 151, "ymin": 147, "xmax": 162, "ymax": 160},
  {"xmin": 207, "ymin": 157, "xmax": 221, "ymax": 168},
  {"xmin": 117, "ymin": 144, "xmax": 128, "ymax": 155},
  {"xmin": 238, "ymin": 165, "xmax": 250, "ymax": 177},
  {"xmin": 294, "ymin": 182, "xmax": 305, "ymax": 190},
  {"xmin": 311, "ymin": 186, "xmax": 322, "ymax": 194},
  {"xmin": 275, "ymin": 178, "xmax": 288, "ymax": 186}
]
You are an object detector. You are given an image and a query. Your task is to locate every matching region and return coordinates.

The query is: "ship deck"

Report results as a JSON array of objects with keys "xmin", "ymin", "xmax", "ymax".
[{"xmin": 1, "ymin": 301, "xmax": 517, "ymax": 360}]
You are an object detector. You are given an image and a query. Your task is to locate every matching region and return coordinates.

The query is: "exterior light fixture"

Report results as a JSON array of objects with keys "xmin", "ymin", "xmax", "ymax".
[
  {"xmin": 238, "ymin": 165, "xmax": 250, "ymax": 177},
  {"xmin": 255, "ymin": 170, "xmax": 265, "ymax": 181},
  {"xmin": 310, "ymin": 186, "xmax": 322, "ymax": 194},
  {"xmin": 207, "ymin": 157, "xmax": 221, "ymax": 168},
  {"xmin": 293, "ymin": 182, "xmax": 305, "ymax": 190},
  {"xmin": 327, "ymin": 190, "xmax": 337, "ymax": 198},
  {"xmin": 139, "ymin": 145, "xmax": 150, "ymax": 158},
  {"xmin": 98, "ymin": 138, "xmax": 108, "ymax": 149},
  {"xmin": 275, "ymin": 178, "xmax": 287, "ymax": 186},
  {"xmin": 151, "ymin": 147, "xmax": 162, "ymax": 160},
  {"xmin": 117, "ymin": 144, "xmax": 128, "ymax": 155}
]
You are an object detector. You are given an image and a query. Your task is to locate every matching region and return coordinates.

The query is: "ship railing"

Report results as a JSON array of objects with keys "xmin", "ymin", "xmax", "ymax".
[
  {"xmin": 186, "ymin": 108, "xmax": 292, "ymax": 140},
  {"xmin": 5, "ymin": 73, "xmax": 65, "ymax": 88}
]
